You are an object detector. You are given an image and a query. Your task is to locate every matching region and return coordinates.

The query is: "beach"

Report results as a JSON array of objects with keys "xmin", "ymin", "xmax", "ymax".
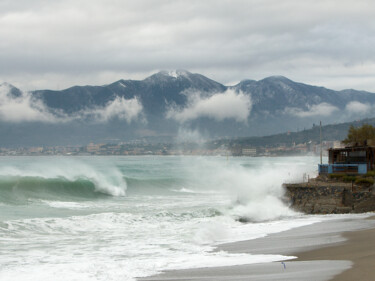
[
  {"xmin": 140, "ymin": 215, "xmax": 375, "ymax": 281},
  {"xmin": 297, "ymin": 222, "xmax": 375, "ymax": 281}
]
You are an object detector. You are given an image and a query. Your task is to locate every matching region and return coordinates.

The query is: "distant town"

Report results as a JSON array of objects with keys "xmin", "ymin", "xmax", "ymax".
[{"xmin": 0, "ymin": 139, "xmax": 343, "ymax": 157}]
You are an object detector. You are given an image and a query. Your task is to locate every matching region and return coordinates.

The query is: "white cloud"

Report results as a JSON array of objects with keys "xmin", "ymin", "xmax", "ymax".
[
  {"xmin": 345, "ymin": 101, "xmax": 371, "ymax": 114},
  {"xmin": 0, "ymin": 83, "xmax": 144, "ymax": 123},
  {"xmin": 80, "ymin": 96, "xmax": 144, "ymax": 123},
  {"xmin": 0, "ymin": 83, "xmax": 58, "ymax": 122},
  {"xmin": 167, "ymin": 89, "xmax": 251, "ymax": 123},
  {"xmin": 285, "ymin": 102, "xmax": 338, "ymax": 117},
  {"xmin": 1, "ymin": 0, "xmax": 375, "ymax": 91}
]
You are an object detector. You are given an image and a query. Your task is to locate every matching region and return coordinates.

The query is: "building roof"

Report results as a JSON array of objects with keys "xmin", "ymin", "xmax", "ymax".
[{"xmin": 329, "ymin": 145, "xmax": 375, "ymax": 152}]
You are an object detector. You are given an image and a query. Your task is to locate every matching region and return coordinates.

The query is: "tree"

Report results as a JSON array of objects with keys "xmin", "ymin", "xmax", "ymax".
[{"xmin": 342, "ymin": 124, "xmax": 375, "ymax": 145}]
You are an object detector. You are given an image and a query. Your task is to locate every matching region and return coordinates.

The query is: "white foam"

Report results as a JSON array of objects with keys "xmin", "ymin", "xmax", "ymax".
[
  {"xmin": 170, "ymin": 187, "xmax": 219, "ymax": 194},
  {"xmin": 193, "ymin": 215, "xmax": 322, "ymax": 245},
  {"xmin": 0, "ymin": 211, "xmax": 302, "ymax": 281},
  {"xmin": 164, "ymin": 252, "xmax": 296, "ymax": 271},
  {"xmin": 171, "ymin": 187, "xmax": 197, "ymax": 193},
  {"xmin": 40, "ymin": 200, "xmax": 92, "ymax": 209}
]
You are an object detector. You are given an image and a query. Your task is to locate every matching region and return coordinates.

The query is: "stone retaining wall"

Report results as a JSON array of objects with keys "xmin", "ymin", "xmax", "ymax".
[{"xmin": 284, "ymin": 182, "xmax": 375, "ymax": 214}]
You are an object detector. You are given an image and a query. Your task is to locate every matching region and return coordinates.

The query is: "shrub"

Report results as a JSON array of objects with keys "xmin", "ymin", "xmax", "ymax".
[
  {"xmin": 365, "ymin": 171, "xmax": 375, "ymax": 177},
  {"xmin": 329, "ymin": 173, "xmax": 345, "ymax": 179},
  {"xmin": 343, "ymin": 176, "xmax": 357, "ymax": 182},
  {"xmin": 355, "ymin": 178, "xmax": 375, "ymax": 185}
]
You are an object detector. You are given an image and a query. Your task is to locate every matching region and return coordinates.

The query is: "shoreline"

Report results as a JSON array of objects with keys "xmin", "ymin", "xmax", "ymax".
[
  {"xmin": 139, "ymin": 214, "xmax": 375, "ymax": 281},
  {"xmin": 294, "ymin": 217, "xmax": 375, "ymax": 281}
]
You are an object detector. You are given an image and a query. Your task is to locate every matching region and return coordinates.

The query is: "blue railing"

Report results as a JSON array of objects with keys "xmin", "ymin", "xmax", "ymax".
[{"xmin": 318, "ymin": 164, "xmax": 367, "ymax": 174}]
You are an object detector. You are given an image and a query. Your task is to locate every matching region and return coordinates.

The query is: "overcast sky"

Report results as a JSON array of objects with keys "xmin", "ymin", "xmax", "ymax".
[{"xmin": 0, "ymin": 0, "xmax": 374, "ymax": 91}]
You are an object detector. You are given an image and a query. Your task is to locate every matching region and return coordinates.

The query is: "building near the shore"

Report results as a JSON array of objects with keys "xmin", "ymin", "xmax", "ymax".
[
  {"xmin": 28, "ymin": 147, "xmax": 43, "ymax": 154},
  {"xmin": 319, "ymin": 144, "xmax": 375, "ymax": 175},
  {"xmin": 241, "ymin": 147, "xmax": 257, "ymax": 156}
]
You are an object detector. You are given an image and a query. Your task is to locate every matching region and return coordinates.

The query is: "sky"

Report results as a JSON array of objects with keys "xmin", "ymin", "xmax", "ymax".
[{"xmin": 0, "ymin": 0, "xmax": 374, "ymax": 92}]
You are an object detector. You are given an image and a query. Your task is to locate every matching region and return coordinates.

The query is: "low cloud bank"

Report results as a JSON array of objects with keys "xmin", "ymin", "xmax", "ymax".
[
  {"xmin": 0, "ymin": 84, "xmax": 58, "ymax": 122},
  {"xmin": 0, "ymin": 84, "xmax": 144, "ymax": 123},
  {"xmin": 285, "ymin": 101, "xmax": 375, "ymax": 118},
  {"xmin": 285, "ymin": 102, "xmax": 338, "ymax": 117},
  {"xmin": 81, "ymin": 96, "xmax": 144, "ymax": 123},
  {"xmin": 167, "ymin": 89, "xmax": 251, "ymax": 123},
  {"xmin": 345, "ymin": 101, "xmax": 371, "ymax": 115}
]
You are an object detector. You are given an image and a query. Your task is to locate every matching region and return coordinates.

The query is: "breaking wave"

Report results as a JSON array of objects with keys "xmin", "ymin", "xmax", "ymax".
[
  {"xmin": 0, "ymin": 158, "xmax": 127, "ymax": 204},
  {"xmin": 173, "ymin": 156, "xmax": 317, "ymax": 222},
  {"xmin": 0, "ymin": 176, "xmax": 119, "ymax": 204}
]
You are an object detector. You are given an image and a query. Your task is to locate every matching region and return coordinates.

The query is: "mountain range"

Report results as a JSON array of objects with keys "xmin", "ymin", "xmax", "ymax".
[{"xmin": 1, "ymin": 70, "xmax": 375, "ymax": 147}]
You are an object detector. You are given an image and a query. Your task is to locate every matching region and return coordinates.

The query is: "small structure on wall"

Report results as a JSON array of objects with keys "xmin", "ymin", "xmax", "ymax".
[{"xmin": 319, "ymin": 144, "xmax": 375, "ymax": 175}]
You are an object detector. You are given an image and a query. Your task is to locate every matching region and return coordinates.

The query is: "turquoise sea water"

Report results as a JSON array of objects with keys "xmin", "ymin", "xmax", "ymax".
[{"xmin": 0, "ymin": 156, "xmax": 322, "ymax": 280}]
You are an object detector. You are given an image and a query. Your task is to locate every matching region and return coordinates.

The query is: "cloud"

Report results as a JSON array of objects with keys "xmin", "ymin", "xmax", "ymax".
[
  {"xmin": 0, "ymin": 83, "xmax": 58, "ymax": 122},
  {"xmin": 285, "ymin": 102, "xmax": 338, "ymax": 117},
  {"xmin": 1, "ymin": 0, "xmax": 375, "ymax": 91},
  {"xmin": 0, "ymin": 83, "xmax": 144, "ymax": 123},
  {"xmin": 80, "ymin": 96, "xmax": 144, "ymax": 123},
  {"xmin": 166, "ymin": 89, "xmax": 251, "ymax": 123},
  {"xmin": 345, "ymin": 101, "xmax": 371, "ymax": 114}
]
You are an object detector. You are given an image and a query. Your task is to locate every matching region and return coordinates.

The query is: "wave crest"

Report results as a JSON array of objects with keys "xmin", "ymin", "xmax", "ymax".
[{"xmin": 0, "ymin": 158, "xmax": 127, "ymax": 204}]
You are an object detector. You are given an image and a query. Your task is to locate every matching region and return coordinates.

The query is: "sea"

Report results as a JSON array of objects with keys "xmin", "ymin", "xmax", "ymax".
[{"xmin": 0, "ymin": 155, "xmax": 340, "ymax": 280}]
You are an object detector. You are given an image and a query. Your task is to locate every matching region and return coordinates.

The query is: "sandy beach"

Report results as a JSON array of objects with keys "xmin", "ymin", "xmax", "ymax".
[
  {"xmin": 296, "ymin": 221, "xmax": 375, "ymax": 281},
  {"xmin": 140, "ymin": 214, "xmax": 375, "ymax": 281}
]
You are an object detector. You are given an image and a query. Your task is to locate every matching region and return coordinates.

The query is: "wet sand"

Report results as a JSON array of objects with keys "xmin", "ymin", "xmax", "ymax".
[
  {"xmin": 295, "ymin": 222, "xmax": 375, "ymax": 281},
  {"xmin": 139, "ymin": 215, "xmax": 375, "ymax": 281}
]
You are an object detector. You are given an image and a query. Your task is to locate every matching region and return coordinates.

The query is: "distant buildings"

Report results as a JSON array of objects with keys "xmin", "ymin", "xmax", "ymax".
[
  {"xmin": 242, "ymin": 148, "xmax": 257, "ymax": 156},
  {"xmin": 86, "ymin": 143, "xmax": 103, "ymax": 153},
  {"xmin": 0, "ymin": 138, "xmax": 345, "ymax": 157}
]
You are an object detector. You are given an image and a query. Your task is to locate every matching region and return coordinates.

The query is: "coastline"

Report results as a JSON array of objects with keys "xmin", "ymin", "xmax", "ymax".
[
  {"xmin": 295, "ymin": 217, "xmax": 375, "ymax": 281},
  {"xmin": 139, "ymin": 214, "xmax": 375, "ymax": 281}
]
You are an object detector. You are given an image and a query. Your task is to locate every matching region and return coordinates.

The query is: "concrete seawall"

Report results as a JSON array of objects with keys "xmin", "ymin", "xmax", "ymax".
[{"xmin": 284, "ymin": 181, "xmax": 375, "ymax": 214}]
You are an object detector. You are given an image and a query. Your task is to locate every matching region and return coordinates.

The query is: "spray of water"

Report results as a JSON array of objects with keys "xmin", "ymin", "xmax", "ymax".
[
  {"xmin": 173, "ymin": 126, "xmax": 318, "ymax": 222},
  {"xmin": 180, "ymin": 155, "xmax": 316, "ymax": 222}
]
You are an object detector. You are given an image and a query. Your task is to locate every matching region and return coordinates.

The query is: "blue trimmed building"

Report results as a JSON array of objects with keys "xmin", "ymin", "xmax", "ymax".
[{"xmin": 319, "ymin": 146, "xmax": 375, "ymax": 175}]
